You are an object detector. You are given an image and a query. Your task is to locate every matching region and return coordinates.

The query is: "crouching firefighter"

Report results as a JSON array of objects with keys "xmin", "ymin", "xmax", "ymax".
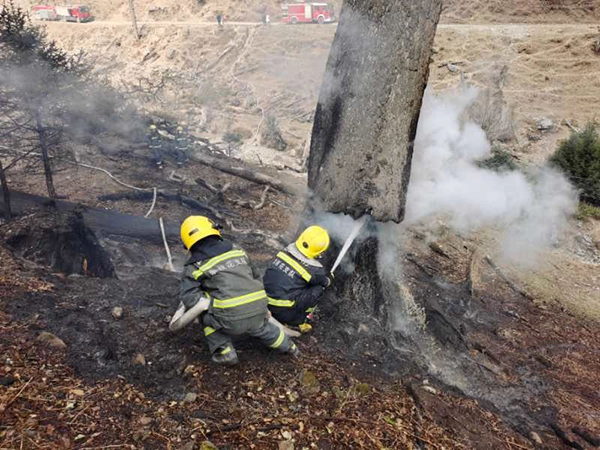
[
  {"xmin": 172, "ymin": 215, "xmax": 299, "ymax": 365},
  {"xmin": 263, "ymin": 226, "xmax": 333, "ymax": 330}
]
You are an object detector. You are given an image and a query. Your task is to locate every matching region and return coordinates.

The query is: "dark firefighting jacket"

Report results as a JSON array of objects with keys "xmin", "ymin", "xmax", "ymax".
[
  {"xmin": 175, "ymin": 133, "xmax": 189, "ymax": 152},
  {"xmin": 148, "ymin": 131, "xmax": 162, "ymax": 149},
  {"xmin": 263, "ymin": 244, "xmax": 329, "ymax": 325},
  {"xmin": 179, "ymin": 236, "xmax": 268, "ymax": 322}
]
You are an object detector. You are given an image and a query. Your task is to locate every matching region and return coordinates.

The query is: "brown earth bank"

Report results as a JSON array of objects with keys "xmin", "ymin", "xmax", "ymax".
[
  {"xmin": 442, "ymin": 0, "xmax": 600, "ymax": 23},
  {"xmin": 12, "ymin": 0, "xmax": 600, "ymax": 23}
]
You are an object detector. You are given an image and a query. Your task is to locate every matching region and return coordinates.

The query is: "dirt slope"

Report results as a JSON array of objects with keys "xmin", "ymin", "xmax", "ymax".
[
  {"xmin": 39, "ymin": 22, "xmax": 600, "ymax": 171},
  {"xmin": 443, "ymin": 0, "xmax": 600, "ymax": 23},
  {"xmin": 12, "ymin": 0, "xmax": 600, "ymax": 22}
]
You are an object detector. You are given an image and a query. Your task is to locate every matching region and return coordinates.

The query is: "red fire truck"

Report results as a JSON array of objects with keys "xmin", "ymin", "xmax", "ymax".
[
  {"xmin": 32, "ymin": 5, "xmax": 94, "ymax": 22},
  {"xmin": 281, "ymin": 3, "xmax": 335, "ymax": 24}
]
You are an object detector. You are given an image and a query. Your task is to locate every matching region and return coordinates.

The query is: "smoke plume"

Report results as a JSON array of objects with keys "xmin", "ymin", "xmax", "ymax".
[{"xmin": 405, "ymin": 86, "xmax": 578, "ymax": 266}]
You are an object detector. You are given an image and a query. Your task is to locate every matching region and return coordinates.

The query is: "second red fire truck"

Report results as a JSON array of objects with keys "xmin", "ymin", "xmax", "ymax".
[{"xmin": 281, "ymin": 3, "xmax": 335, "ymax": 24}]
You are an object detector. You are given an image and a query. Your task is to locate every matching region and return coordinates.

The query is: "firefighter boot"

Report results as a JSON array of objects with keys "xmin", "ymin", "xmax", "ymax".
[
  {"xmin": 287, "ymin": 342, "xmax": 301, "ymax": 358},
  {"xmin": 212, "ymin": 345, "xmax": 239, "ymax": 366},
  {"xmin": 298, "ymin": 323, "xmax": 313, "ymax": 334}
]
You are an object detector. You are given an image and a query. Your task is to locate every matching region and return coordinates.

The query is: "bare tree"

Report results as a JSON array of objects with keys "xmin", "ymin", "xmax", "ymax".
[
  {"xmin": 0, "ymin": 2, "xmax": 90, "ymax": 200},
  {"xmin": 0, "ymin": 158, "xmax": 10, "ymax": 220},
  {"xmin": 305, "ymin": 0, "xmax": 445, "ymax": 403},
  {"xmin": 128, "ymin": 0, "xmax": 141, "ymax": 40}
]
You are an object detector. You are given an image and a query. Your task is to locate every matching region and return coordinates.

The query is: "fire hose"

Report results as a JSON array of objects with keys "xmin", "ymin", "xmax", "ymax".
[{"xmin": 169, "ymin": 298, "xmax": 301, "ymax": 337}]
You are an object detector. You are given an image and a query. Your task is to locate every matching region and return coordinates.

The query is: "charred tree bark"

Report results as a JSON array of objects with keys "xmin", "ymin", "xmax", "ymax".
[
  {"xmin": 34, "ymin": 111, "xmax": 57, "ymax": 200},
  {"xmin": 308, "ymin": 0, "xmax": 442, "ymax": 222},
  {"xmin": 0, "ymin": 159, "xmax": 11, "ymax": 221}
]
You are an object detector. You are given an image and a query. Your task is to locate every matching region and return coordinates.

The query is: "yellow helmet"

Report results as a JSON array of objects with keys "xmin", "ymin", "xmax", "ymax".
[
  {"xmin": 296, "ymin": 225, "xmax": 330, "ymax": 259},
  {"xmin": 181, "ymin": 216, "xmax": 221, "ymax": 250},
  {"xmin": 177, "ymin": 126, "xmax": 183, "ymax": 132},
  {"xmin": 149, "ymin": 124, "xmax": 157, "ymax": 130}
]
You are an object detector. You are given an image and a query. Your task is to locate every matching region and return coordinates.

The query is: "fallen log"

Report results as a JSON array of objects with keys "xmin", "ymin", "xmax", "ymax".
[
  {"xmin": 193, "ymin": 153, "xmax": 304, "ymax": 197},
  {"xmin": 0, "ymin": 191, "xmax": 180, "ymax": 244}
]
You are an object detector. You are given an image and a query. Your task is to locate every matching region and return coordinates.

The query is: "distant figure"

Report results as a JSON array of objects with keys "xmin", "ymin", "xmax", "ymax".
[
  {"xmin": 147, "ymin": 124, "xmax": 163, "ymax": 169},
  {"xmin": 216, "ymin": 13, "xmax": 223, "ymax": 28},
  {"xmin": 174, "ymin": 123, "xmax": 190, "ymax": 167},
  {"xmin": 265, "ymin": 14, "xmax": 270, "ymax": 25}
]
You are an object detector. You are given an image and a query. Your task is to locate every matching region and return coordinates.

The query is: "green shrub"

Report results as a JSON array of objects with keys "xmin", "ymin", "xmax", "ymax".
[
  {"xmin": 222, "ymin": 131, "xmax": 242, "ymax": 144},
  {"xmin": 260, "ymin": 115, "xmax": 287, "ymax": 151},
  {"xmin": 476, "ymin": 148, "xmax": 518, "ymax": 172},
  {"xmin": 576, "ymin": 202, "xmax": 600, "ymax": 221},
  {"xmin": 550, "ymin": 124, "xmax": 600, "ymax": 205}
]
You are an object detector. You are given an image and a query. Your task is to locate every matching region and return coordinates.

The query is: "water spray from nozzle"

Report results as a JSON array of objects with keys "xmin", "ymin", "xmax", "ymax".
[{"xmin": 330, "ymin": 212, "xmax": 370, "ymax": 275}]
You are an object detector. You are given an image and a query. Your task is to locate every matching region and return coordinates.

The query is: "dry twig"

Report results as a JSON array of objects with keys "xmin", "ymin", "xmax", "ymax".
[
  {"xmin": 4, "ymin": 378, "xmax": 33, "ymax": 410},
  {"xmin": 253, "ymin": 186, "xmax": 270, "ymax": 210}
]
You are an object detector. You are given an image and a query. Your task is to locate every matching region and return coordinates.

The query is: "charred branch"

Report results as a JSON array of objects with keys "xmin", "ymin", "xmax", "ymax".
[
  {"xmin": 34, "ymin": 111, "xmax": 57, "ymax": 199},
  {"xmin": 0, "ymin": 158, "xmax": 11, "ymax": 221},
  {"xmin": 97, "ymin": 191, "xmax": 234, "ymax": 220}
]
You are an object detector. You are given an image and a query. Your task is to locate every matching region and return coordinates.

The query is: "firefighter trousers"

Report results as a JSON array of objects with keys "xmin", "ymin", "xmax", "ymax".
[
  {"xmin": 201, "ymin": 312, "xmax": 294, "ymax": 355},
  {"xmin": 150, "ymin": 146, "xmax": 163, "ymax": 165}
]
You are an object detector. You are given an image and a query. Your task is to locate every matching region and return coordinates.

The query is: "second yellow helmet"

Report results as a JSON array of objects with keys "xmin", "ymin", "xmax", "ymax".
[{"xmin": 296, "ymin": 225, "xmax": 330, "ymax": 259}]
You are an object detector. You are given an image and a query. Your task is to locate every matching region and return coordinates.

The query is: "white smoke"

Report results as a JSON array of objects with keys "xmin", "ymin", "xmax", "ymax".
[{"xmin": 405, "ymin": 86, "xmax": 578, "ymax": 266}]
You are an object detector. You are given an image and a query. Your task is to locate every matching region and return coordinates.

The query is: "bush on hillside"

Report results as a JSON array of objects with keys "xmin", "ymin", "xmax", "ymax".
[
  {"xmin": 260, "ymin": 115, "xmax": 287, "ymax": 151},
  {"xmin": 476, "ymin": 148, "xmax": 518, "ymax": 172},
  {"xmin": 550, "ymin": 124, "xmax": 600, "ymax": 205}
]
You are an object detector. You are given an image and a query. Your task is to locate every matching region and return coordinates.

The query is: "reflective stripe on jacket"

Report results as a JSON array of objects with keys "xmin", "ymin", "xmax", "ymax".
[
  {"xmin": 263, "ymin": 244, "xmax": 328, "ymax": 323},
  {"xmin": 180, "ymin": 237, "xmax": 267, "ymax": 322},
  {"xmin": 148, "ymin": 133, "xmax": 162, "ymax": 149},
  {"xmin": 175, "ymin": 135, "xmax": 189, "ymax": 151}
]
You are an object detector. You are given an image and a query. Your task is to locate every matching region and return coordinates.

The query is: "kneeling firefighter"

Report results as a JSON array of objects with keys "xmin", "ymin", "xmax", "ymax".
[
  {"xmin": 263, "ymin": 226, "xmax": 333, "ymax": 329},
  {"xmin": 174, "ymin": 216, "xmax": 299, "ymax": 365}
]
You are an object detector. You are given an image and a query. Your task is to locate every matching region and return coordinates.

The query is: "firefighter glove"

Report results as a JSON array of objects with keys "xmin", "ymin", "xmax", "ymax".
[{"xmin": 323, "ymin": 273, "xmax": 335, "ymax": 288}]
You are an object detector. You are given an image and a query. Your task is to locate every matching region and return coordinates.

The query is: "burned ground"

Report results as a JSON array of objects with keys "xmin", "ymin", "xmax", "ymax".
[
  {"xmin": 0, "ymin": 229, "xmax": 528, "ymax": 449},
  {"xmin": 315, "ymin": 227, "xmax": 600, "ymax": 447},
  {"xmin": 1, "ymin": 158, "xmax": 599, "ymax": 449}
]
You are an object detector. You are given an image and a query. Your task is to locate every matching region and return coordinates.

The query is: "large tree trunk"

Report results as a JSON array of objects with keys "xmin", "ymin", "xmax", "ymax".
[
  {"xmin": 307, "ymin": 0, "xmax": 446, "ymax": 384},
  {"xmin": 307, "ymin": 1, "xmax": 553, "ymax": 435},
  {"xmin": 0, "ymin": 159, "xmax": 11, "ymax": 221},
  {"xmin": 308, "ymin": 0, "xmax": 442, "ymax": 222},
  {"xmin": 34, "ymin": 111, "xmax": 57, "ymax": 200}
]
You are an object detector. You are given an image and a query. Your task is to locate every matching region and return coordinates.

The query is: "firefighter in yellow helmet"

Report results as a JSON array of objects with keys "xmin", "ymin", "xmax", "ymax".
[
  {"xmin": 147, "ymin": 123, "xmax": 164, "ymax": 169},
  {"xmin": 174, "ymin": 123, "xmax": 190, "ymax": 167},
  {"xmin": 263, "ymin": 226, "xmax": 333, "ymax": 329},
  {"xmin": 177, "ymin": 216, "xmax": 299, "ymax": 365}
]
